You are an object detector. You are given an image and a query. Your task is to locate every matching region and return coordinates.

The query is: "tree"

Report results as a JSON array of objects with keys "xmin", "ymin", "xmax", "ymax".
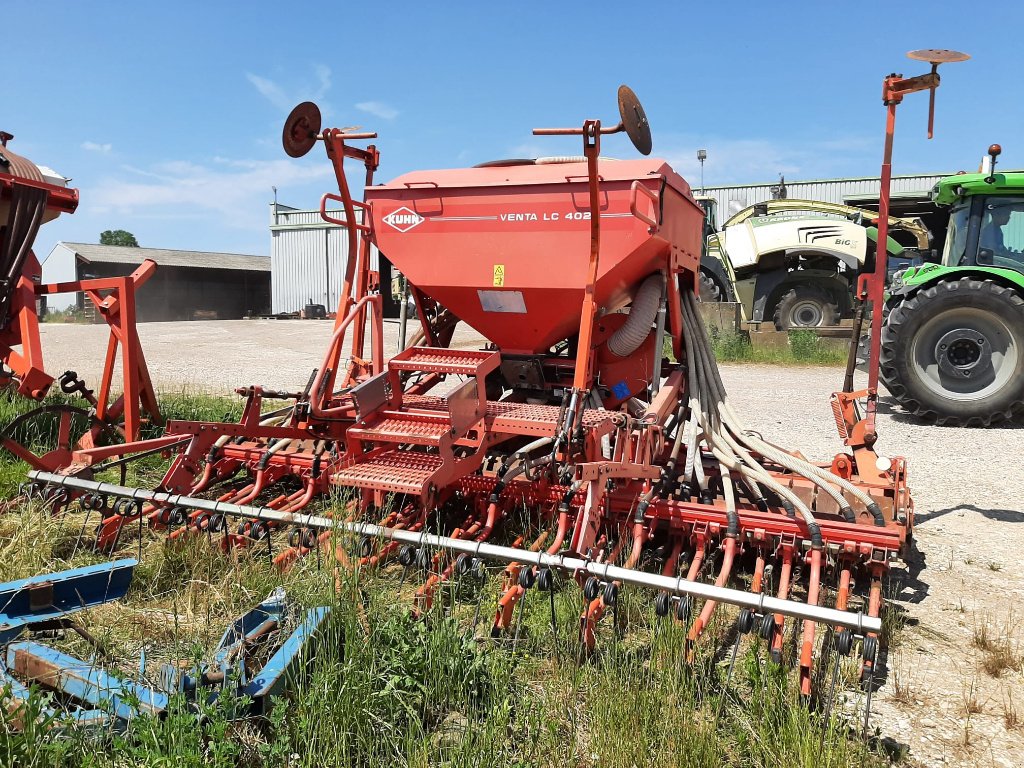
[{"xmin": 99, "ymin": 229, "xmax": 139, "ymax": 247}]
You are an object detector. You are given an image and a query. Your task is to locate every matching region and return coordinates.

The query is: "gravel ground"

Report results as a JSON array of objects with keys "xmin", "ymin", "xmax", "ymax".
[{"xmin": 36, "ymin": 319, "xmax": 1024, "ymax": 766}]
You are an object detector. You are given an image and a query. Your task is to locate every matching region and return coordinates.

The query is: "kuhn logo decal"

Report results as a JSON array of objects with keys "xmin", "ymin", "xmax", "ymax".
[{"xmin": 383, "ymin": 207, "xmax": 424, "ymax": 232}]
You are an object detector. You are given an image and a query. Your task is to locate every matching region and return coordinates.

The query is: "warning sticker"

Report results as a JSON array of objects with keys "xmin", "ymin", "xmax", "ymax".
[{"xmin": 492, "ymin": 264, "xmax": 505, "ymax": 287}]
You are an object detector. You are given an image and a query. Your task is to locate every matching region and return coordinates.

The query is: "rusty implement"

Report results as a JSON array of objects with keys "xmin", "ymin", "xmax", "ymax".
[
  {"xmin": 1, "ymin": 580, "xmax": 329, "ymax": 732},
  {"xmin": 0, "ymin": 134, "xmax": 161, "ymax": 480},
  {"xmin": 0, "ymin": 560, "xmax": 136, "ymax": 729},
  {"xmin": 28, "ymin": 86, "xmax": 914, "ymax": 706}
]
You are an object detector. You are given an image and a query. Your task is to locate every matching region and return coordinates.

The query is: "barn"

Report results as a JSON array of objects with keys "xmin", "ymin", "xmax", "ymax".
[
  {"xmin": 41, "ymin": 242, "xmax": 271, "ymax": 321},
  {"xmin": 269, "ymin": 203, "xmax": 402, "ymax": 318}
]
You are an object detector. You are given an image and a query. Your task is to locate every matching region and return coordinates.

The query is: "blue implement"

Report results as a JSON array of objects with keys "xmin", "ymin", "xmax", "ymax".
[
  {"xmin": 244, "ymin": 606, "xmax": 331, "ymax": 714},
  {"xmin": 0, "ymin": 560, "xmax": 136, "ymax": 644},
  {"xmin": 5, "ymin": 641, "xmax": 168, "ymax": 722}
]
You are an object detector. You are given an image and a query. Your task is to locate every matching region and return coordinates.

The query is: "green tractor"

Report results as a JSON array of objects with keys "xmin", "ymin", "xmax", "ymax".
[{"xmin": 881, "ymin": 146, "xmax": 1024, "ymax": 425}]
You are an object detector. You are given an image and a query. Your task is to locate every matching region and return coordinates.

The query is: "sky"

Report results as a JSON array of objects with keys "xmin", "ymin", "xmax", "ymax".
[{"xmin": 6, "ymin": 1, "xmax": 1021, "ymax": 258}]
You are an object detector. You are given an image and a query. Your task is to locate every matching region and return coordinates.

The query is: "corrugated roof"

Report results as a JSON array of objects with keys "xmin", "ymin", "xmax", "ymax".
[
  {"xmin": 704, "ymin": 171, "xmax": 955, "ymax": 191},
  {"xmin": 60, "ymin": 242, "xmax": 270, "ymax": 272}
]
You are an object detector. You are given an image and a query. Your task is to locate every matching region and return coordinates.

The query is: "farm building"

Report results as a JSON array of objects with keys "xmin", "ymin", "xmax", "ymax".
[
  {"xmin": 41, "ymin": 242, "xmax": 271, "ymax": 321},
  {"xmin": 700, "ymin": 171, "xmax": 953, "ymax": 249},
  {"xmin": 270, "ymin": 203, "xmax": 401, "ymax": 318}
]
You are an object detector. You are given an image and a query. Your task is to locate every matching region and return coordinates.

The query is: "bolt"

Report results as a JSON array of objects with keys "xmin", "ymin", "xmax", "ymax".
[
  {"xmin": 978, "ymin": 338, "xmax": 985, "ymax": 345},
  {"xmin": 940, "ymin": 343, "xmax": 947, "ymax": 350}
]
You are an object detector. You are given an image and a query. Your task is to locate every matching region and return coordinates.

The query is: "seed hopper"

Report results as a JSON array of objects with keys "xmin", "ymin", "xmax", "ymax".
[{"xmin": 27, "ymin": 87, "xmax": 913, "ymax": 709}]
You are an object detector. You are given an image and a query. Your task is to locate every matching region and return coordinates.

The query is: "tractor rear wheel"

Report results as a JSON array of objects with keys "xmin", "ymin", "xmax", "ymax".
[
  {"xmin": 773, "ymin": 286, "xmax": 840, "ymax": 330},
  {"xmin": 881, "ymin": 278, "xmax": 1024, "ymax": 426}
]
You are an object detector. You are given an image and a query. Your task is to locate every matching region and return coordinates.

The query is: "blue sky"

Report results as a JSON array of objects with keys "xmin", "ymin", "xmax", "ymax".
[{"xmin": 7, "ymin": 1, "xmax": 1018, "ymax": 258}]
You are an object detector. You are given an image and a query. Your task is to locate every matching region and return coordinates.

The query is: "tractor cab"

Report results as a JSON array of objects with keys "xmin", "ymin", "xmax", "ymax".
[
  {"xmin": 694, "ymin": 194, "xmax": 719, "ymax": 237},
  {"xmin": 932, "ymin": 144, "xmax": 1024, "ymax": 272},
  {"xmin": 940, "ymin": 192, "xmax": 1024, "ymax": 271}
]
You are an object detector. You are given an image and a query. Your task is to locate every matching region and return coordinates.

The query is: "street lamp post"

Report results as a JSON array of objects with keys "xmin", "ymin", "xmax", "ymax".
[{"xmin": 697, "ymin": 149, "xmax": 707, "ymax": 193}]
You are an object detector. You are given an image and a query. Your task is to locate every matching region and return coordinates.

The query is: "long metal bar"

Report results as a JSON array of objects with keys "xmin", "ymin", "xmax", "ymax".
[
  {"xmin": 29, "ymin": 472, "xmax": 881, "ymax": 634},
  {"xmin": 6, "ymin": 641, "xmax": 168, "ymax": 720}
]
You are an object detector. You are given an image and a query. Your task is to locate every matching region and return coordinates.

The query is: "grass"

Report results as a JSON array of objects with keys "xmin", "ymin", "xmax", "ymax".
[
  {"xmin": 40, "ymin": 308, "xmax": 90, "ymax": 324},
  {"xmin": 665, "ymin": 329, "xmax": 849, "ymax": 366},
  {"xmin": 712, "ymin": 328, "xmax": 849, "ymax": 366},
  {"xmin": 1004, "ymin": 691, "xmax": 1020, "ymax": 730},
  {"xmin": 0, "ymin": 392, "xmax": 894, "ymax": 767},
  {"xmin": 972, "ymin": 613, "xmax": 1023, "ymax": 679}
]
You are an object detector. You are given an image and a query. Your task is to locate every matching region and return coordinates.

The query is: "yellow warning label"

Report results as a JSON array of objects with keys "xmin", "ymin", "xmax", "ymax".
[{"xmin": 492, "ymin": 264, "xmax": 505, "ymax": 287}]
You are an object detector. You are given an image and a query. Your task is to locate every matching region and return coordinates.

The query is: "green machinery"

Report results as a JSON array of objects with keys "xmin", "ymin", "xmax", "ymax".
[{"xmin": 881, "ymin": 145, "xmax": 1024, "ymax": 425}]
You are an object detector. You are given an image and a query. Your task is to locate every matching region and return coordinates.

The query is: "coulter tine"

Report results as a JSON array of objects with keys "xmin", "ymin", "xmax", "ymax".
[
  {"xmin": 771, "ymin": 546, "xmax": 795, "ymax": 665},
  {"xmin": 799, "ymin": 548, "xmax": 824, "ymax": 697}
]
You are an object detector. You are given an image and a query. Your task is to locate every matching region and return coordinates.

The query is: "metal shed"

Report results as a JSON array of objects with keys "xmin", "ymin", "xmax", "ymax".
[
  {"xmin": 270, "ymin": 204, "xmax": 399, "ymax": 317},
  {"xmin": 699, "ymin": 172, "xmax": 951, "ymax": 227},
  {"xmin": 41, "ymin": 242, "xmax": 271, "ymax": 321}
]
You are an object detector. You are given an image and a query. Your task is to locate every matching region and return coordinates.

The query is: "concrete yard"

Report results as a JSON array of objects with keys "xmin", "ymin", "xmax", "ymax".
[{"xmin": 36, "ymin": 318, "xmax": 1024, "ymax": 766}]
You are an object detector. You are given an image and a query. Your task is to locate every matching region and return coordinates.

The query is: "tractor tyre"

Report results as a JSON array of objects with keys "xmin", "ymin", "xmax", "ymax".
[
  {"xmin": 697, "ymin": 271, "xmax": 722, "ymax": 303},
  {"xmin": 773, "ymin": 286, "xmax": 840, "ymax": 330},
  {"xmin": 880, "ymin": 278, "xmax": 1024, "ymax": 426}
]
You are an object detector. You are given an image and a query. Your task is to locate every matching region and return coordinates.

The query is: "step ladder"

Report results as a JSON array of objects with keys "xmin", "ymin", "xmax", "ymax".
[{"xmin": 331, "ymin": 346, "xmax": 500, "ymax": 502}]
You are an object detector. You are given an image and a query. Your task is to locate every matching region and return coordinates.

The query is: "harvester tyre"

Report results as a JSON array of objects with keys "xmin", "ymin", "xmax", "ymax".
[
  {"xmin": 773, "ymin": 286, "xmax": 840, "ymax": 330},
  {"xmin": 880, "ymin": 278, "xmax": 1024, "ymax": 426},
  {"xmin": 697, "ymin": 271, "xmax": 722, "ymax": 303}
]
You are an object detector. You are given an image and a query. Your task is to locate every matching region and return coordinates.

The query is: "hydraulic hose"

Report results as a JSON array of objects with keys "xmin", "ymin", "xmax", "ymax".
[
  {"xmin": 607, "ymin": 272, "xmax": 665, "ymax": 358},
  {"xmin": 679, "ymin": 290, "xmax": 822, "ymax": 549},
  {"xmin": 682, "ymin": 290, "xmax": 881, "ymax": 526}
]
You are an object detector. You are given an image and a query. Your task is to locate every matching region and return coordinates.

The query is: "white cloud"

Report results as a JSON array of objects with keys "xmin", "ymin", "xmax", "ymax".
[
  {"xmin": 81, "ymin": 141, "xmax": 112, "ymax": 153},
  {"xmin": 355, "ymin": 101, "xmax": 399, "ymax": 121},
  {"xmin": 89, "ymin": 156, "xmax": 334, "ymax": 229},
  {"xmin": 246, "ymin": 65, "xmax": 333, "ymax": 113},
  {"xmin": 313, "ymin": 64, "xmax": 331, "ymax": 96},
  {"xmin": 657, "ymin": 133, "xmax": 876, "ymax": 188},
  {"xmin": 508, "ymin": 142, "xmax": 549, "ymax": 158},
  {"xmin": 245, "ymin": 73, "xmax": 292, "ymax": 112}
]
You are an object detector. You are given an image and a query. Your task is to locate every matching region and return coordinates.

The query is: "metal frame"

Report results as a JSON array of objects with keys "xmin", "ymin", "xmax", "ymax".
[
  {"xmin": 23, "ymin": 93, "xmax": 914, "ymax": 699},
  {"xmin": 0, "ymin": 143, "xmax": 161, "ymax": 467}
]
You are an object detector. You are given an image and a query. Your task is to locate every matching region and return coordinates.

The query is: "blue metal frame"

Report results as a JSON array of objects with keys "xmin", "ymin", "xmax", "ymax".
[
  {"xmin": 243, "ymin": 606, "xmax": 331, "ymax": 714},
  {"xmin": 1, "ymin": 580, "xmax": 329, "ymax": 730},
  {"xmin": 5, "ymin": 641, "xmax": 169, "ymax": 721},
  {"xmin": 160, "ymin": 597, "xmax": 331, "ymax": 716},
  {"xmin": 0, "ymin": 560, "xmax": 137, "ymax": 644}
]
